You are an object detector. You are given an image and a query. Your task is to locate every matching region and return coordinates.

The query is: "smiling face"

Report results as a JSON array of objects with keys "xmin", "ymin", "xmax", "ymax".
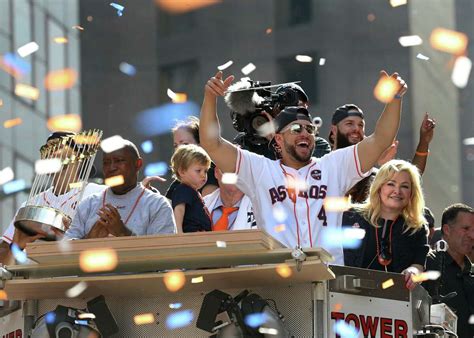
[
  {"xmin": 102, "ymin": 147, "xmax": 142, "ymax": 194},
  {"xmin": 179, "ymin": 161, "xmax": 208, "ymax": 190},
  {"xmin": 332, "ymin": 115, "xmax": 365, "ymax": 149},
  {"xmin": 379, "ymin": 171, "xmax": 412, "ymax": 215},
  {"xmin": 275, "ymin": 120, "xmax": 316, "ymax": 167}
]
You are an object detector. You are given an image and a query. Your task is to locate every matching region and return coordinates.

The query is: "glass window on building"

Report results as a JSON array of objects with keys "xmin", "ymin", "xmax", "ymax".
[
  {"xmin": 158, "ymin": 60, "xmax": 199, "ymax": 103},
  {"xmin": 275, "ymin": 0, "xmax": 312, "ymax": 28}
]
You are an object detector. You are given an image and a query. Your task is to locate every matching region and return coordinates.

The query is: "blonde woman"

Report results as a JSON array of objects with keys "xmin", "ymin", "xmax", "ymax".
[{"xmin": 343, "ymin": 159, "xmax": 429, "ymax": 290}]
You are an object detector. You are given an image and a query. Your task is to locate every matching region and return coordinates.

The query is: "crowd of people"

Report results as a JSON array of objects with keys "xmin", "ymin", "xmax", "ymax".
[{"xmin": 0, "ymin": 70, "xmax": 473, "ymax": 337}]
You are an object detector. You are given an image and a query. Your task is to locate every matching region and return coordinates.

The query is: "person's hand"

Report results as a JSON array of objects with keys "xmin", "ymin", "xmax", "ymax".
[
  {"xmin": 402, "ymin": 266, "xmax": 421, "ymax": 290},
  {"xmin": 381, "ymin": 70, "xmax": 408, "ymax": 99},
  {"xmin": 142, "ymin": 176, "xmax": 166, "ymax": 192},
  {"xmin": 418, "ymin": 112, "xmax": 436, "ymax": 146},
  {"xmin": 85, "ymin": 221, "xmax": 110, "ymax": 239},
  {"xmin": 98, "ymin": 204, "xmax": 132, "ymax": 237},
  {"xmin": 377, "ymin": 140, "xmax": 399, "ymax": 166},
  {"xmin": 205, "ymin": 71, "xmax": 234, "ymax": 98},
  {"xmin": 12, "ymin": 228, "xmax": 44, "ymax": 250}
]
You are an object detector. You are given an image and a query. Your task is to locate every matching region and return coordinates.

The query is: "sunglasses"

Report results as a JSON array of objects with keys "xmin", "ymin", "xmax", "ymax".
[{"xmin": 281, "ymin": 123, "xmax": 316, "ymax": 135}]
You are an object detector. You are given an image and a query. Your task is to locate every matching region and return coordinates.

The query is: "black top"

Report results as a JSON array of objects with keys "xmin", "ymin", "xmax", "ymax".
[
  {"xmin": 165, "ymin": 162, "xmax": 218, "ymax": 199},
  {"xmin": 171, "ymin": 183, "xmax": 211, "ymax": 232},
  {"xmin": 423, "ymin": 252, "xmax": 474, "ymax": 338},
  {"xmin": 343, "ymin": 209, "xmax": 429, "ymax": 273}
]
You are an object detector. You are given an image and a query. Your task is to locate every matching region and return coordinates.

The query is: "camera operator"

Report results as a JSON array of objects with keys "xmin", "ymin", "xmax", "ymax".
[{"xmin": 227, "ymin": 79, "xmax": 331, "ymax": 159}]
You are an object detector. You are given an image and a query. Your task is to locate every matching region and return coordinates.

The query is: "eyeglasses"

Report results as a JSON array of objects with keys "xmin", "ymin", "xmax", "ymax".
[{"xmin": 281, "ymin": 123, "xmax": 316, "ymax": 135}]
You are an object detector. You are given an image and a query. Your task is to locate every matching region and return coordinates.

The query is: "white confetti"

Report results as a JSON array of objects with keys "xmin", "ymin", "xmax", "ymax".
[
  {"xmin": 469, "ymin": 315, "xmax": 474, "ymax": 324},
  {"xmin": 451, "ymin": 56, "xmax": 472, "ymax": 89},
  {"xmin": 216, "ymin": 241, "xmax": 227, "ymax": 248},
  {"xmin": 319, "ymin": 58, "xmax": 326, "ymax": 66},
  {"xmin": 258, "ymin": 327, "xmax": 278, "ymax": 335},
  {"xmin": 241, "ymin": 63, "xmax": 256, "ymax": 75},
  {"xmin": 390, "ymin": 0, "xmax": 407, "ymax": 7},
  {"xmin": 65, "ymin": 281, "xmax": 88, "ymax": 298},
  {"xmin": 221, "ymin": 173, "xmax": 238, "ymax": 185},
  {"xmin": 101, "ymin": 135, "xmax": 126, "ymax": 153},
  {"xmin": 217, "ymin": 60, "xmax": 233, "ymax": 71},
  {"xmin": 295, "ymin": 55, "xmax": 313, "ymax": 63},
  {"xmin": 17, "ymin": 42, "xmax": 39, "ymax": 57},
  {"xmin": 35, "ymin": 159, "xmax": 62, "ymax": 175},
  {"xmin": 0, "ymin": 167, "xmax": 14, "ymax": 185},
  {"xmin": 191, "ymin": 276, "xmax": 204, "ymax": 284},
  {"xmin": 256, "ymin": 121, "xmax": 276, "ymax": 138},
  {"xmin": 416, "ymin": 53, "xmax": 430, "ymax": 61},
  {"xmin": 463, "ymin": 137, "xmax": 474, "ymax": 146},
  {"xmin": 398, "ymin": 35, "xmax": 423, "ymax": 47},
  {"xmin": 272, "ymin": 205, "xmax": 287, "ymax": 223}
]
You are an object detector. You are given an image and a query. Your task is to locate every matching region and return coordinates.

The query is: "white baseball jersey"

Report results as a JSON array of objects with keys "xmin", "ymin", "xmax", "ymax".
[
  {"xmin": 235, "ymin": 144, "xmax": 370, "ymax": 265},
  {"xmin": 1, "ymin": 183, "xmax": 107, "ymax": 244}
]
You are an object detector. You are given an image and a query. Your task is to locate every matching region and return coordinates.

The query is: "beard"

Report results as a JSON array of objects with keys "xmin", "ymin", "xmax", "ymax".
[
  {"xmin": 283, "ymin": 139, "xmax": 314, "ymax": 163},
  {"xmin": 336, "ymin": 129, "xmax": 361, "ymax": 149}
]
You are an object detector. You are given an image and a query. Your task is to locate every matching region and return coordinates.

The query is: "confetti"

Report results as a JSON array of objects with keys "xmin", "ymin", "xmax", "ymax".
[
  {"xmin": 44, "ymin": 68, "xmax": 77, "ymax": 90},
  {"xmin": 382, "ymin": 278, "xmax": 395, "ymax": 289},
  {"xmin": 373, "ymin": 75, "xmax": 399, "ymax": 103},
  {"xmin": 319, "ymin": 58, "xmax": 326, "ymax": 66},
  {"xmin": 265, "ymin": 28, "xmax": 272, "ymax": 34},
  {"xmin": 323, "ymin": 196, "xmax": 350, "ymax": 212},
  {"xmin": 274, "ymin": 224, "xmax": 286, "ymax": 233},
  {"xmin": 156, "ymin": 0, "xmax": 221, "ymax": 14},
  {"xmin": 35, "ymin": 158, "xmax": 62, "ymax": 175},
  {"xmin": 284, "ymin": 176, "xmax": 308, "ymax": 192},
  {"xmin": 3, "ymin": 118, "xmax": 22, "ymax": 129},
  {"xmin": 241, "ymin": 63, "xmax": 256, "ymax": 75},
  {"xmin": 17, "ymin": 42, "xmax": 39, "ymax": 58},
  {"xmin": 259, "ymin": 327, "xmax": 278, "ymax": 335},
  {"xmin": 390, "ymin": 0, "xmax": 407, "ymax": 7},
  {"xmin": 54, "ymin": 37, "xmax": 68, "ymax": 44},
  {"xmin": 191, "ymin": 276, "xmax": 204, "ymax": 284},
  {"xmin": 144, "ymin": 162, "xmax": 168, "ymax": 176},
  {"xmin": 272, "ymin": 205, "xmax": 287, "ymax": 223},
  {"xmin": 1, "ymin": 53, "xmax": 31, "ymax": 76},
  {"xmin": 57, "ymin": 238, "xmax": 73, "ymax": 253},
  {"xmin": 65, "ymin": 281, "xmax": 88, "ymax": 298},
  {"xmin": 463, "ymin": 137, "xmax": 474, "ymax": 146},
  {"xmin": 430, "ymin": 28, "xmax": 468, "ymax": 55},
  {"xmin": 72, "ymin": 25, "xmax": 84, "ymax": 31},
  {"xmin": 78, "ymin": 313, "xmax": 96, "ymax": 320},
  {"xmin": 101, "ymin": 135, "xmax": 127, "ymax": 153},
  {"xmin": 416, "ymin": 53, "xmax": 430, "ymax": 61},
  {"xmin": 221, "ymin": 173, "xmax": 238, "ymax": 185},
  {"xmin": 10, "ymin": 243, "xmax": 28, "ymax": 264},
  {"xmin": 256, "ymin": 121, "xmax": 276, "ymax": 138},
  {"xmin": 469, "ymin": 315, "xmax": 474, "ymax": 325},
  {"xmin": 2, "ymin": 179, "xmax": 26, "ymax": 194},
  {"xmin": 141, "ymin": 140, "xmax": 154, "ymax": 153},
  {"xmin": 398, "ymin": 35, "xmax": 423, "ymax": 47},
  {"xmin": 74, "ymin": 134, "xmax": 101, "ymax": 145},
  {"xmin": 15, "ymin": 84, "xmax": 39, "ymax": 100},
  {"xmin": 87, "ymin": 16, "xmax": 93, "ymax": 22},
  {"xmin": 411, "ymin": 270, "xmax": 441, "ymax": 283},
  {"xmin": 47, "ymin": 114, "xmax": 82, "ymax": 132},
  {"xmin": 0, "ymin": 99, "xmax": 3, "ymax": 106},
  {"xmin": 163, "ymin": 271, "xmax": 186, "ymax": 292},
  {"xmin": 169, "ymin": 303, "xmax": 183, "ymax": 309},
  {"xmin": 333, "ymin": 303, "xmax": 343, "ymax": 311},
  {"xmin": 276, "ymin": 263, "xmax": 292, "ymax": 278},
  {"xmin": 110, "ymin": 2, "xmax": 124, "ymax": 16},
  {"xmin": 79, "ymin": 248, "xmax": 118, "ymax": 273},
  {"xmin": 451, "ymin": 56, "xmax": 472, "ymax": 89},
  {"xmin": 367, "ymin": 13, "xmax": 376, "ymax": 22},
  {"xmin": 119, "ymin": 62, "xmax": 136, "ymax": 76},
  {"xmin": 245, "ymin": 313, "xmax": 268, "ymax": 328},
  {"xmin": 167, "ymin": 89, "xmax": 187, "ymax": 103},
  {"xmin": 0, "ymin": 291, "xmax": 7, "ymax": 300},
  {"xmin": 0, "ymin": 167, "xmax": 14, "ymax": 185},
  {"xmin": 321, "ymin": 228, "xmax": 365, "ymax": 249},
  {"xmin": 295, "ymin": 55, "xmax": 313, "ymax": 63},
  {"xmin": 333, "ymin": 320, "xmax": 358, "ymax": 338},
  {"xmin": 45, "ymin": 312, "xmax": 56, "ymax": 324},
  {"xmin": 166, "ymin": 310, "xmax": 194, "ymax": 329},
  {"xmin": 133, "ymin": 313, "xmax": 155, "ymax": 325},
  {"xmin": 104, "ymin": 175, "xmax": 125, "ymax": 187},
  {"xmin": 217, "ymin": 60, "xmax": 233, "ymax": 71},
  {"xmin": 216, "ymin": 241, "xmax": 227, "ymax": 248}
]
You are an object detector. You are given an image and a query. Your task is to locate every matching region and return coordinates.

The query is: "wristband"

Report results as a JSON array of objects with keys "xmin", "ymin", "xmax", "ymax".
[
  {"xmin": 394, "ymin": 94, "xmax": 403, "ymax": 99},
  {"xmin": 415, "ymin": 150, "xmax": 429, "ymax": 156}
]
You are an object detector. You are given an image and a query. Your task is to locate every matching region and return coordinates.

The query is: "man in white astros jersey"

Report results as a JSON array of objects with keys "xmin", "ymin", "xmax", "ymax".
[{"xmin": 199, "ymin": 70, "xmax": 407, "ymax": 265}]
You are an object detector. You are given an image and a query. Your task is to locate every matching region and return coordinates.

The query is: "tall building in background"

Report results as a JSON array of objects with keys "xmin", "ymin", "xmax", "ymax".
[
  {"xmin": 79, "ymin": 0, "xmax": 472, "ymax": 219},
  {"xmin": 0, "ymin": 0, "xmax": 81, "ymax": 230}
]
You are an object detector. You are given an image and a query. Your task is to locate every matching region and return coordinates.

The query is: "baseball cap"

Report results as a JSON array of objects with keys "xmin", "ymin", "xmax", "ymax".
[
  {"xmin": 424, "ymin": 207, "xmax": 435, "ymax": 229},
  {"xmin": 274, "ymin": 106, "xmax": 313, "ymax": 134},
  {"xmin": 331, "ymin": 104, "xmax": 364, "ymax": 125},
  {"xmin": 276, "ymin": 83, "xmax": 309, "ymax": 103}
]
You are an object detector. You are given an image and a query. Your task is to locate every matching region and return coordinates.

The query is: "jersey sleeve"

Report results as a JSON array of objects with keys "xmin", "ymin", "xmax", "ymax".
[
  {"xmin": 171, "ymin": 184, "xmax": 198, "ymax": 209},
  {"xmin": 235, "ymin": 148, "xmax": 267, "ymax": 198},
  {"xmin": 64, "ymin": 197, "xmax": 92, "ymax": 239},
  {"xmin": 147, "ymin": 196, "xmax": 177, "ymax": 235},
  {"xmin": 2, "ymin": 201, "xmax": 27, "ymax": 244},
  {"xmin": 327, "ymin": 144, "xmax": 371, "ymax": 194}
]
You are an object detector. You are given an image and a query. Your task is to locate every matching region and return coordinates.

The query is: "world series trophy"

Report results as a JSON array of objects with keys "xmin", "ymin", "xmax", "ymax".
[{"xmin": 14, "ymin": 130, "xmax": 103, "ymax": 240}]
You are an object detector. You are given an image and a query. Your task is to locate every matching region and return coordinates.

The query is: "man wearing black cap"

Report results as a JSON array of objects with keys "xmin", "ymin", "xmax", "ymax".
[
  {"xmin": 329, "ymin": 104, "xmax": 365, "ymax": 150},
  {"xmin": 199, "ymin": 70, "xmax": 407, "ymax": 264}
]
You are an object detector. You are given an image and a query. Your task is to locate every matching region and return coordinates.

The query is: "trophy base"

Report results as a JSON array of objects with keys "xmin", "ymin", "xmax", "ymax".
[{"xmin": 14, "ymin": 206, "xmax": 70, "ymax": 241}]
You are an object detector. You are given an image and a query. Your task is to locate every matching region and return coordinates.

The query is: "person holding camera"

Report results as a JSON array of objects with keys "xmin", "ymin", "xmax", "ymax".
[{"xmin": 199, "ymin": 70, "xmax": 406, "ymax": 265}]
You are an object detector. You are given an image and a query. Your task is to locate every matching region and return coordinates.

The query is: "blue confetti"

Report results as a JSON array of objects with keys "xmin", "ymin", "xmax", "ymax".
[
  {"xmin": 135, "ymin": 102, "xmax": 200, "ymax": 137},
  {"xmin": 2, "ymin": 53, "xmax": 31, "ymax": 75},
  {"xmin": 321, "ymin": 227, "xmax": 365, "ymax": 249},
  {"xmin": 119, "ymin": 62, "xmax": 136, "ymax": 76},
  {"xmin": 10, "ymin": 243, "xmax": 28, "ymax": 264},
  {"xmin": 74, "ymin": 320, "xmax": 89, "ymax": 326},
  {"xmin": 141, "ymin": 140, "xmax": 154, "ymax": 154},
  {"xmin": 333, "ymin": 320, "xmax": 358, "ymax": 338},
  {"xmin": 45, "ymin": 312, "xmax": 56, "ymax": 324},
  {"xmin": 166, "ymin": 310, "xmax": 194, "ymax": 330},
  {"xmin": 169, "ymin": 303, "xmax": 183, "ymax": 309},
  {"xmin": 244, "ymin": 313, "xmax": 268, "ymax": 328},
  {"xmin": 144, "ymin": 162, "xmax": 168, "ymax": 177},
  {"xmin": 110, "ymin": 3, "xmax": 124, "ymax": 16},
  {"xmin": 2, "ymin": 179, "xmax": 27, "ymax": 194}
]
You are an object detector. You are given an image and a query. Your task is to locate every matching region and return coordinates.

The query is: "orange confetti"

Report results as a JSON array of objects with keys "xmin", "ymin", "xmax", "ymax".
[
  {"xmin": 430, "ymin": 28, "xmax": 468, "ymax": 55},
  {"xmin": 105, "ymin": 175, "xmax": 125, "ymax": 187},
  {"xmin": 324, "ymin": 197, "xmax": 350, "ymax": 212},
  {"xmin": 54, "ymin": 37, "xmax": 69, "ymax": 44},
  {"xmin": 15, "ymin": 84, "xmax": 40, "ymax": 100},
  {"xmin": 274, "ymin": 224, "xmax": 286, "ymax": 233},
  {"xmin": 266, "ymin": 28, "xmax": 272, "ymax": 34},
  {"xmin": 373, "ymin": 75, "xmax": 399, "ymax": 103},
  {"xmin": 3, "ymin": 118, "xmax": 23, "ymax": 129},
  {"xmin": 79, "ymin": 248, "xmax": 118, "ymax": 273},
  {"xmin": 276, "ymin": 263, "xmax": 292, "ymax": 278},
  {"xmin": 0, "ymin": 290, "xmax": 7, "ymax": 300},
  {"xmin": 44, "ymin": 68, "xmax": 77, "ymax": 90},
  {"xmin": 163, "ymin": 270, "xmax": 186, "ymax": 292},
  {"xmin": 0, "ymin": 99, "xmax": 3, "ymax": 106},
  {"xmin": 382, "ymin": 278, "xmax": 394, "ymax": 289},
  {"xmin": 47, "ymin": 114, "xmax": 82, "ymax": 132},
  {"xmin": 155, "ymin": 0, "xmax": 221, "ymax": 14},
  {"xmin": 333, "ymin": 303, "xmax": 343, "ymax": 311},
  {"xmin": 134, "ymin": 313, "xmax": 155, "ymax": 325}
]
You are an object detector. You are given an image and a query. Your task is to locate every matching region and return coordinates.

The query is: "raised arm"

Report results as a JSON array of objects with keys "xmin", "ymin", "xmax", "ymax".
[
  {"xmin": 199, "ymin": 71, "xmax": 238, "ymax": 173},
  {"xmin": 358, "ymin": 71, "xmax": 407, "ymax": 173},
  {"xmin": 411, "ymin": 112, "xmax": 435, "ymax": 175}
]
